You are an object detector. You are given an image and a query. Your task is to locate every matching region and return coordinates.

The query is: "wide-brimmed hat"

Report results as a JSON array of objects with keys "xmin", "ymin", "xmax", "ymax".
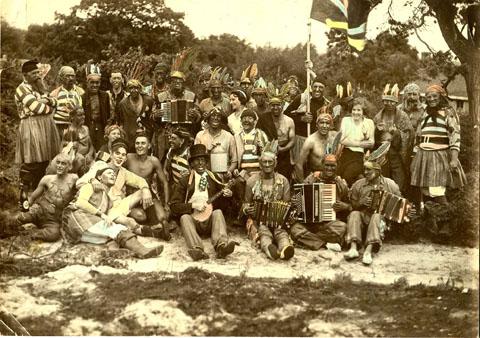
[{"xmin": 188, "ymin": 144, "xmax": 209, "ymax": 164}]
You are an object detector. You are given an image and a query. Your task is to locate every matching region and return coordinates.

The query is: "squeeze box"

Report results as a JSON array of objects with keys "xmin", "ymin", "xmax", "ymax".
[
  {"xmin": 370, "ymin": 190, "xmax": 411, "ymax": 223},
  {"xmin": 293, "ymin": 183, "xmax": 336, "ymax": 223},
  {"xmin": 253, "ymin": 200, "xmax": 292, "ymax": 229},
  {"xmin": 160, "ymin": 99, "xmax": 194, "ymax": 123}
]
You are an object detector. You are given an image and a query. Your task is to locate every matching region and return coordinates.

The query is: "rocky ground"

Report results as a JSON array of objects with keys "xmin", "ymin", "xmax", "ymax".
[{"xmin": 0, "ymin": 226, "xmax": 478, "ymax": 336}]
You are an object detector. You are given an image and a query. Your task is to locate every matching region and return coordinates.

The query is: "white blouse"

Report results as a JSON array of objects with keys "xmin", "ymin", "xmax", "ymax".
[{"xmin": 340, "ymin": 116, "xmax": 375, "ymax": 153}]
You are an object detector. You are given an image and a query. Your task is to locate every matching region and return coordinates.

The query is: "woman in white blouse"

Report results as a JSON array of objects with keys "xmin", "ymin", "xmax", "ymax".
[{"xmin": 337, "ymin": 98, "xmax": 375, "ymax": 185}]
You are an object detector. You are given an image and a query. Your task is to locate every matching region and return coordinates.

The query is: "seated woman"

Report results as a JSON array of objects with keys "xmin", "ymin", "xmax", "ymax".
[
  {"xmin": 63, "ymin": 164, "xmax": 163, "ymax": 258},
  {"xmin": 337, "ymin": 98, "xmax": 375, "ymax": 186}
]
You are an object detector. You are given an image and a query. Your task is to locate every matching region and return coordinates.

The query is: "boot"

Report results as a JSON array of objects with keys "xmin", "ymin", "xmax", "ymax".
[
  {"xmin": 216, "ymin": 241, "xmax": 236, "ymax": 259},
  {"xmin": 141, "ymin": 224, "xmax": 171, "ymax": 241},
  {"xmin": 116, "ymin": 230, "xmax": 163, "ymax": 259}
]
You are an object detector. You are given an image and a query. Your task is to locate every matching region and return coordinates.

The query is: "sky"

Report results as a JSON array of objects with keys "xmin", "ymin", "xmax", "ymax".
[{"xmin": 1, "ymin": 0, "xmax": 449, "ymax": 54}]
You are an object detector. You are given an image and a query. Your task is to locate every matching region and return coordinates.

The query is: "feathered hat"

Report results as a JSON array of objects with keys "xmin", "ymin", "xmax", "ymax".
[
  {"xmin": 209, "ymin": 66, "xmax": 230, "ymax": 87},
  {"xmin": 199, "ymin": 65, "xmax": 212, "ymax": 82},
  {"xmin": 240, "ymin": 63, "xmax": 258, "ymax": 84},
  {"xmin": 266, "ymin": 82, "xmax": 291, "ymax": 104},
  {"xmin": 364, "ymin": 141, "xmax": 391, "ymax": 170},
  {"xmin": 261, "ymin": 140, "xmax": 278, "ymax": 159},
  {"xmin": 170, "ymin": 47, "xmax": 198, "ymax": 80},
  {"xmin": 252, "ymin": 77, "xmax": 268, "ymax": 95},
  {"xmin": 382, "ymin": 83, "xmax": 400, "ymax": 103},
  {"xmin": 85, "ymin": 59, "xmax": 101, "ymax": 80}
]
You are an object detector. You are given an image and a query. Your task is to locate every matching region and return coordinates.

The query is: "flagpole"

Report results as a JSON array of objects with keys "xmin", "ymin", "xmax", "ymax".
[{"xmin": 306, "ymin": 19, "xmax": 312, "ymax": 136}]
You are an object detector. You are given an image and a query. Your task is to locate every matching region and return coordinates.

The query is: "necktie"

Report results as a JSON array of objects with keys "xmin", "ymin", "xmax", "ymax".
[{"xmin": 199, "ymin": 174, "xmax": 208, "ymax": 192}]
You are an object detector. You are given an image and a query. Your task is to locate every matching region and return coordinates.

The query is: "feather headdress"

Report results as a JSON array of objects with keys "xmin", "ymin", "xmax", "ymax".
[
  {"xmin": 364, "ymin": 141, "xmax": 391, "ymax": 169},
  {"xmin": 240, "ymin": 63, "xmax": 258, "ymax": 84},
  {"xmin": 261, "ymin": 140, "xmax": 278, "ymax": 158},
  {"xmin": 170, "ymin": 47, "xmax": 198, "ymax": 80},
  {"xmin": 252, "ymin": 77, "xmax": 268, "ymax": 95},
  {"xmin": 266, "ymin": 82, "xmax": 291, "ymax": 104},
  {"xmin": 209, "ymin": 66, "xmax": 230, "ymax": 86},
  {"xmin": 382, "ymin": 83, "xmax": 399, "ymax": 102}
]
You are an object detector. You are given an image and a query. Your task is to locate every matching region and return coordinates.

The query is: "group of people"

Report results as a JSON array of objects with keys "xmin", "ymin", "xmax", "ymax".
[{"xmin": 3, "ymin": 57, "xmax": 466, "ymax": 265}]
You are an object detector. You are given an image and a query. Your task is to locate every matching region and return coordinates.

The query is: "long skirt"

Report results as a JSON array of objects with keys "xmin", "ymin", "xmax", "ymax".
[
  {"xmin": 15, "ymin": 115, "xmax": 61, "ymax": 164},
  {"xmin": 410, "ymin": 148, "xmax": 466, "ymax": 189}
]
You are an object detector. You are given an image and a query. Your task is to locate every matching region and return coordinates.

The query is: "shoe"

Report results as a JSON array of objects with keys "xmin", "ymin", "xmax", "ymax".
[
  {"xmin": 344, "ymin": 248, "xmax": 360, "ymax": 260},
  {"xmin": 266, "ymin": 244, "xmax": 279, "ymax": 260},
  {"xmin": 326, "ymin": 243, "xmax": 342, "ymax": 252},
  {"xmin": 117, "ymin": 230, "xmax": 163, "ymax": 259},
  {"xmin": 141, "ymin": 225, "xmax": 171, "ymax": 241},
  {"xmin": 362, "ymin": 252, "xmax": 373, "ymax": 265},
  {"xmin": 188, "ymin": 248, "xmax": 209, "ymax": 261},
  {"xmin": 280, "ymin": 245, "xmax": 294, "ymax": 260},
  {"xmin": 216, "ymin": 241, "xmax": 236, "ymax": 259}
]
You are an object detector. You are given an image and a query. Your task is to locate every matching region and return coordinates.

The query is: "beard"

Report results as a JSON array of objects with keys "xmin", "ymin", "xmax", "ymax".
[{"xmin": 32, "ymin": 78, "xmax": 48, "ymax": 94}]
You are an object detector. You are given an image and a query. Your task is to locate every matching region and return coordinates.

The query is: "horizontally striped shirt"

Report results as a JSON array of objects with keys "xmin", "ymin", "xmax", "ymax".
[
  {"xmin": 50, "ymin": 85, "xmax": 83, "ymax": 124},
  {"xmin": 417, "ymin": 108, "xmax": 460, "ymax": 152},
  {"xmin": 240, "ymin": 129, "xmax": 260, "ymax": 170},
  {"xmin": 166, "ymin": 147, "xmax": 190, "ymax": 184},
  {"xmin": 15, "ymin": 81, "xmax": 56, "ymax": 119}
]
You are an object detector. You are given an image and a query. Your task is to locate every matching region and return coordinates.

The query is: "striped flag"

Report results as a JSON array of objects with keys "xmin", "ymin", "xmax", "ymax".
[{"xmin": 310, "ymin": 0, "xmax": 371, "ymax": 51}]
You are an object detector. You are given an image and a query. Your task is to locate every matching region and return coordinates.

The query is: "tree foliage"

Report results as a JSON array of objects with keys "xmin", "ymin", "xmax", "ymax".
[{"xmin": 22, "ymin": 0, "xmax": 194, "ymax": 64}]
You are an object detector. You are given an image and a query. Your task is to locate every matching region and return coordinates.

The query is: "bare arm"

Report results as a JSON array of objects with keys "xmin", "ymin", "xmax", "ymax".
[
  {"xmin": 295, "ymin": 138, "xmax": 312, "ymax": 181},
  {"xmin": 28, "ymin": 176, "xmax": 49, "ymax": 205},
  {"xmin": 153, "ymin": 157, "xmax": 170, "ymax": 204}
]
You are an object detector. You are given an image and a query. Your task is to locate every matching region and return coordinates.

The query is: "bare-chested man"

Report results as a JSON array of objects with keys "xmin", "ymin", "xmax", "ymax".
[
  {"xmin": 6, "ymin": 153, "xmax": 78, "ymax": 241},
  {"xmin": 125, "ymin": 132, "xmax": 171, "ymax": 240},
  {"xmin": 295, "ymin": 112, "xmax": 337, "ymax": 181}
]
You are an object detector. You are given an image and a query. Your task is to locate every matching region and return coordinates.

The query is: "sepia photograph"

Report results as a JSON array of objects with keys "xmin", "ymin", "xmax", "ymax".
[{"xmin": 0, "ymin": 0, "xmax": 478, "ymax": 336}]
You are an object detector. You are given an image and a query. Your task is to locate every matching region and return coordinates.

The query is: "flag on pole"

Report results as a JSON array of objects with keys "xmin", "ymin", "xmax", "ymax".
[{"xmin": 310, "ymin": 0, "xmax": 371, "ymax": 51}]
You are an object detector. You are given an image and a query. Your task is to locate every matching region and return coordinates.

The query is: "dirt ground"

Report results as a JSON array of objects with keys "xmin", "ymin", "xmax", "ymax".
[{"xmin": 0, "ymin": 226, "xmax": 478, "ymax": 336}]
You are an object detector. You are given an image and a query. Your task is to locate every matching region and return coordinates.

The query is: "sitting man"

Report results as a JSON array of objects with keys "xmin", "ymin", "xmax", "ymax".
[
  {"xmin": 242, "ymin": 141, "xmax": 294, "ymax": 260},
  {"xmin": 5, "ymin": 153, "xmax": 78, "ymax": 242},
  {"xmin": 290, "ymin": 154, "xmax": 350, "ymax": 250},
  {"xmin": 295, "ymin": 112, "xmax": 338, "ymax": 182},
  {"xmin": 76, "ymin": 138, "xmax": 159, "ymax": 238},
  {"xmin": 63, "ymin": 164, "xmax": 163, "ymax": 259},
  {"xmin": 170, "ymin": 144, "xmax": 237, "ymax": 261},
  {"xmin": 125, "ymin": 131, "xmax": 171, "ymax": 240},
  {"xmin": 344, "ymin": 159, "xmax": 402, "ymax": 265}
]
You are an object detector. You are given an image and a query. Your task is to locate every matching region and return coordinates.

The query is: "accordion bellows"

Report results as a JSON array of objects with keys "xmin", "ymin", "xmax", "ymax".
[{"xmin": 293, "ymin": 183, "xmax": 336, "ymax": 223}]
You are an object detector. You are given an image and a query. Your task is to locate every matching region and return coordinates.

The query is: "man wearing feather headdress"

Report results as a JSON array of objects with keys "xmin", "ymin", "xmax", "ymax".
[
  {"xmin": 373, "ymin": 84, "xmax": 414, "ymax": 193},
  {"xmin": 290, "ymin": 154, "xmax": 350, "ymax": 251},
  {"xmin": 256, "ymin": 83, "xmax": 296, "ymax": 180},
  {"xmin": 295, "ymin": 112, "xmax": 338, "ymax": 181},
  {"xmin": 113, "ymin": 79, "xmax": 155, "ymax": 150},
  {"xmin": 344, "ymin": 157, "xmax": 402, "ymax": 265},
  {"xmin": 251, "ymin": 77, "xmax": 269, "ymax": 116},
  {"xmin": 144, "ymin": 62, "xmax": 169, "ymax": 98},
  {"xmin": 198, "ymin": 68, "xmax": 232, "ymax": 122},
  {"xmin": 242, "ymin": 141, "xmax": 295, "ymax": 260},
  {"xmin": 240, "ymin": 64, "xmax": 258, "ymax": 110},
  {"xmin": 154, "ymin": 49, "xmax": 202, "ymax": 159}
]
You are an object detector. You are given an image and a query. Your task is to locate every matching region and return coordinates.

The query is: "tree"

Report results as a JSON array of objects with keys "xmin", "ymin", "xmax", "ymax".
[
  {"xmin": 24, "ymin": 0, "xmax": 195, "ymax": 64},
  {"xmin": 384, "ymin": 0, "xmax": 480, "ymax": 128},
  {"xmin": 0, "ymin": 18, "xmax": 26, "ymax": 58}
]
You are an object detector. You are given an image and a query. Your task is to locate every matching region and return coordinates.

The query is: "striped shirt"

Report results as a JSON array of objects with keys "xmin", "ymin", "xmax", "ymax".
[
  {"xmin": 15, "ymin": 81, "xmax": 56, "ymax": 119},
  {"xmin": 166, "ymin": 147, "xmax": 190, "ymax": 184},
  {"xmin": 417, "ymin": 108, "xmax": 460, "ymax": 152},
  {"xmin": 239, "ymin": 129, "xmax": 261, "ymax": 170},
  {"xmin": 50, "ymin": 85, "xmax": 83, "ymax": 124}
]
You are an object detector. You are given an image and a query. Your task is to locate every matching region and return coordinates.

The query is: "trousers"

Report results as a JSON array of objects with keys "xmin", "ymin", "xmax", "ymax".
[
  {"xmin": 345, "ymin": 211, "xmax": 382, "ymax": 252},
  {"xmin": 17, "ymin": 202, "xmax": 61, "ymax": 242},
  {"xmin": 180, "ymin": 209, "xmax": 228, "ymax": 250},
  {"xmin": 290, "ymin": 220, "xmax": 346, "ymax": 250}
]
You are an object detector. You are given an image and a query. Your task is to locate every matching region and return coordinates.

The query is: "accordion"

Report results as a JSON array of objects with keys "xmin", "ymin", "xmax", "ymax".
[
  {"xmin": 293, "ymin": 183, "xmax": 336, "ymax": 223},
  {"xmin": 160, "ymin": 99, "xmax": 194, "ymax": 123},
  {"xmin": 370, "ymin": 189, "xmax": 411, "ymax": 223},
  {"xmin": 253, "ymin": 200, "xmax": 292, "ymax": 229}
]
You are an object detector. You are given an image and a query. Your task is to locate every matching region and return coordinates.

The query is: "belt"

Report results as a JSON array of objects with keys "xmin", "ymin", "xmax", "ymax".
[{"xmin": 419, "ymin": 136, "xmax": 449, "ymax": 145}]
